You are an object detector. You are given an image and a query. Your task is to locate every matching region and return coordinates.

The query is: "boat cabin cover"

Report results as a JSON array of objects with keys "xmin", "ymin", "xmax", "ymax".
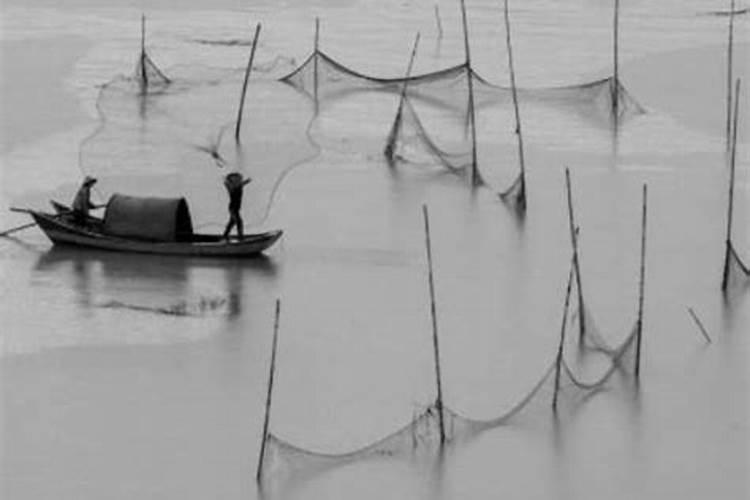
[{"xmin": 103, "ymin": 194, "xmax": 194, "ymax": 242}]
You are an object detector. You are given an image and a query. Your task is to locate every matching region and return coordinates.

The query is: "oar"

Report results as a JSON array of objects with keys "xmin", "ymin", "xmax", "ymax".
[{"xmin": 1, "ymin": 208, "xmax": 37, "ymax": 237}]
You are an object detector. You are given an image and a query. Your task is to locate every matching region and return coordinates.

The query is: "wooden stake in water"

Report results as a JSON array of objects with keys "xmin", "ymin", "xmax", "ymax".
[
  {"xmin": 256, "ymin": 299, "xmax": 281, "ymax": 482},
  {"xmin": 140, "ymin": 14, "xmax": 148, "ymax": 92},
  {"xmin": 722, "ymin": 79, "xmax": 741, "ymax": 290},
  {"xmin": 434, "ymin": 4, "xmax": 443, "ymax": 39},
  {"xmin": 503, "ymin": 0, "xmax": 527, "ymax": 207},
  {"xmin": 460, "ymin": 0, "xmax": 480, "ymax": 186},
  {"xmin": 553, "ymin": 262, "xmax": 575, "ymax": 412},
  {"xmin": 687, "ymin": 307, "xmax": 712, "ymax": 344},
  {"xmin": 235, "ymin": 23, "xmax": 262, "ymax": 143},
  {"xmin": 635, "ymin": 184, "xmax": 648, "ymax": 378},
  {"xmin": 565, "ymin": 168, "xmax": 586, "ymax": 342},
  {"xmin": 423, "ymin": 205, "xmax": 446, "ymax": 444},
  {"xmin": 612, "ymin": 0, "xmax": 620, "ymax": 117},
  {"xmin": 386, "ymin": 33, "xmax": 421, "ymax": 160},
  {"xmin": 314, "ymin": 18, "xmax": 320, "ymax": 113},
  {"xmin": 726, "ymin": 0, "xmax": 736, "ymax": 149}
]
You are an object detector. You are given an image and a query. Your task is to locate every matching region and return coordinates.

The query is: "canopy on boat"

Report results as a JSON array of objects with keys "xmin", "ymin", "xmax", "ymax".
[{"xmin": 103, "ymin": 194, "xmax": 193, "ymax": 242}]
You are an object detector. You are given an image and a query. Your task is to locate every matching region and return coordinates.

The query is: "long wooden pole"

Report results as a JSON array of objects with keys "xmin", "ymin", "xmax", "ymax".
[
  {"xmin": 386, "ymin": 33, "xmax": 421, "ymax": 160},
  {"xmin": 460, "ymin": 0, "xmax": 479, "ymax": 185},
  {"xmin": 423, "ymin": 205, "xmax": 446, "ymax": 444},
  {"xmin": 635, "ymin": 184, "xmax": 647, "ymax": 378},
  {"xmin": 722, "ymin": 78, "xmax": 741, "ymax": 290},
  {"xmin": 235, "ymin": 23, "xmax": 262, "ymax": 143},
  {"xmin": 140, "ymin": 14, "xmax": 148, "ymax": 91},
  {"xmin": 726, "ymin": 0, "xmax": 736, "ymax": 149},
  {"xmin": 256, "ymin": 299, "xmax": 281, "ymax": 482},
  {"xmin": 612, "ymin": 0, "xmax": 620, "ymax": 117},
  {"xmin": 314, "ymin": 18, "xmax": 320, "ymax": 113},
  {"xmin": 503, "ymin": 0, "xmax": 527, "ymax": 203},
  {"xmin": 553, "ymin": 261, "xmax": 575, "ymax": 412},
  {"xmin": 565, "ymin": 168, "xmax": 586, "ymax": 342}
]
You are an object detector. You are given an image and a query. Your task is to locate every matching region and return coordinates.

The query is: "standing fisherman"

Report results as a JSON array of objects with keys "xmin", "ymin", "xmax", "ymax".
[
  {"xmin": 223, "ymin": 172, "xmax": 251, "ymax": 239},
  {"xmin": 71, "ymin": 176, "xmax": 105, "ymax": 225}
]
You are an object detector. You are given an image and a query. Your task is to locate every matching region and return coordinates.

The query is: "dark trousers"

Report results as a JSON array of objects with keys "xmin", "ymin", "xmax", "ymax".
[{"xmin": 223, "ymin": 210, "xmax": 244, "ymax": 239}]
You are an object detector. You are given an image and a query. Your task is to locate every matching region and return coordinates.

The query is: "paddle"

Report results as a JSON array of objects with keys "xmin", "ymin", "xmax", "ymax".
[{"xmin": 1, "ymin": 208, "xmax": 37, "ymax": 237}]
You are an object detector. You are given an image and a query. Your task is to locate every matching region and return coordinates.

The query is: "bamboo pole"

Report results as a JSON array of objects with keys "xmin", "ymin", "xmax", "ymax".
[
  {"xmin": 0, "ymin": 221, "xmax": 37, "ymax": 237},
  {"xmin": 565, "ymin": 168, "xmax": 586, "ymax": 342},
  {"xmin": 256, "ymin": 299, "xmax": 281, "ymax": 482},
  {"xmin": 726, "ymin": 0, "xmax": 736, "ymax": 149},
  {"xmin": 435, "ymin": 4, "xmax": 443, "ymax": 39},
  {"xmin": 635, "ymin": 184, "xmax": 647, "ymax": 378},
  {"xmin": 459, "ymin": 0, "xmax": 479, "ymax": 185},
  {"xmin": 140, "ymin": 14, "xmax": 148, "ymax": 92},
  {"xmin": 235, "ymin": 23, "xmax": 262, "ymax": 143},
  {"xmin": 553, "ymin": 261, "xmax": 575, "ymax": 412},
  {"xmin": 687, "ymin": 307, "xmax": 712, "ymax": 344},
  {"xmin": 423, "ymin": 205, "xmax": 446, "ymax": 444},
  {"xmin": 612, "ymin": 0, "xmax": 620, "ymax": 117},
  {"xmin": 722, "ymin": 78, "xmax": 741, "ymax": 290},
  {"xmin": 503, "ymin": 0, "xmax": 527, "ymax": 205},
  {"xmin": 314, "ymin": 18, "xmax": 320, "ymax": 113},
  {"xmin": 386, "ymin": 33, "xmax": 421, "ymax": 160}
]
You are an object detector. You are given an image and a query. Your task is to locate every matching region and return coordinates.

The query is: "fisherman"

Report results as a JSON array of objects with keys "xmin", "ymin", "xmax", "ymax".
[
  {"xmin": 71, "ymin": 176, "xmax": 104, "ymax": 226},
  {"xmin": 223, "ymin": 172, "xmax": 251, "ymax": 239}
]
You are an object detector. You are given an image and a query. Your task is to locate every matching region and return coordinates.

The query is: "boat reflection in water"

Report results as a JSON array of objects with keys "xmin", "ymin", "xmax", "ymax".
[{"xmin": 33, "ymin": 246, "xmax": 279, "ymax": 321}]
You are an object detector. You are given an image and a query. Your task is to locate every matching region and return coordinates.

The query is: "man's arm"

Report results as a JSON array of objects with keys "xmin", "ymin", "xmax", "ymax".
[{"xmin": 242, "ymin": 178, "xmax": 252, "ymax": 186}]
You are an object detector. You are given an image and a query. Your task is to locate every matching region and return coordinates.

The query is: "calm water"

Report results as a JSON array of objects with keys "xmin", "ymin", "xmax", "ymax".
[{"xmin": 1, "ymin": 1, "xmax": 748, "ymax": 499}]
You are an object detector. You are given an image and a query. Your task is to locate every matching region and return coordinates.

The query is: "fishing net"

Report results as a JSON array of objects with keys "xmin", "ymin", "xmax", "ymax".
[
  {"xmin": 258, "ymin": 260, "xmax": 639, "ymax": 482},
  {"xmin": 79, "ymin": 55, "xmax": 319, "ymax": 230},
  {"xmin": 281, "ymin": 49, "xmax": 645, "ymax": 120},
  {"xmin": 134, "ymin": 51, "xmax": 171, "ymax": 93},
  {"xmin": 724, "ymin": 240, "xmax": 750, "ymax": 289}
]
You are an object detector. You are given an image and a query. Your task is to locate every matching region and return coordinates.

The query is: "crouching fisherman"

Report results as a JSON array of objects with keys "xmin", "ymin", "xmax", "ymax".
[
  {"xmin": 71, "ymin": 176, "xmax": 105, "ymax": 225},
  {"xmin": 223, "ymin": 172, "xmax": 251, "ymax": 240}
]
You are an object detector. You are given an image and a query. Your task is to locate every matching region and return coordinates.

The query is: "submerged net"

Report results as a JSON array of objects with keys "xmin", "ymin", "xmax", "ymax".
[{"xmin": 79, "ymin": 58, "xmax": 319, "ymax": 229}]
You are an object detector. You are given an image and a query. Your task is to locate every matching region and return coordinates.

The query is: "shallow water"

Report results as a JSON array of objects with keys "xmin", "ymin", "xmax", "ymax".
[{"xmin": 1, "ymin": 1, "xmax": 749, "ymax": 499}]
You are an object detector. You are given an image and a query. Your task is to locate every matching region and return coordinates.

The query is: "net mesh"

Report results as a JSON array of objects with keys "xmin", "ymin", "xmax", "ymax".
[
  {"xmin": 259, "ymin": 259, "xmax": 640, "ymax": 482},
  {"xmin": 725, "ymin": 240, "xmax": 750, "ymax": 289},
  {"xmin": 134, "ymin": 52, "xmax": 171, "ymax": 93},
  {"xmin": 280, "ymin": 49, "xmax": 645, "ymax": 118},
  {"xmin": 79, "ymin": 59, "xmax": 320, "ymax": 229}
]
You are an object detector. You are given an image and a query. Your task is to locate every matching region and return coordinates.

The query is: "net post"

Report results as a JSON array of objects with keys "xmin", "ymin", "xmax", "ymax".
[
  {"xmin": 553, "ymin": 262, "xmax": 575, "ymax": 412},
  {"xmin": 503, "ymin": 0, "xmax": 527, "ymax": 209},
  {"xmin": 459, "ymin": 0, "xmax": 479, "ymax": 186},
  {"xmin": 726, "ymin": 0, "xmax": 736, "ymax": 150},
  {"xmin": 635, "ymin": 184, "xmax": 648, "ymax": 379},
  {"xmin": 434, "ymin": 4, "xmax": 443, "ymax": 39},
  {"xmin": 722, "ymin": 79, "xmax": 741, "ymax": 290},
  {"xmin": 612, "ymin": 0, "xmax": 620, "ymax": 119},
  {"xmin": 385, "ymin": 32, "xmax": 421, "ymax": 161},
  {"xmin": 314, "ymin": 18, "xmax": 320, "ymax": 113},
  {"xmin": 235, "ymin": 22, "xmax": 262, "ymax": 143},
  {"xmin": 256, "ymin": 299, "xmax": 281, "ymax": 482},
  {"xmin": 140, "ymin": 14, "xmax": 148, "ymax": 92},
  {"xmin": 565, "ymin": 168, "xmax": 586, "ymax": 343},
  {"xmin": 423, "ymin": 205, "xmax": 446, "ymax": 445}
]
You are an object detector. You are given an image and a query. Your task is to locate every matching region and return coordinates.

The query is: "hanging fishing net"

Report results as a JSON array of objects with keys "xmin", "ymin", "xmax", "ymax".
[
  {"xmin": 258, "ymin": 258, "xmax": 640, "ymax": 483},
  {"xmin": 724, "ymin": 240, "xmax": 750, "ymax": 289},
  {"xmin": 79, "ymin": 56, "xmax": 320, "ymax": 229},
  {"xmin": 280, "ymin": 49, "xmax": 645, "ymax": 121},
  {"xmin": 134, "ymin": 52, "xmax": 171, "ymax": 93}
]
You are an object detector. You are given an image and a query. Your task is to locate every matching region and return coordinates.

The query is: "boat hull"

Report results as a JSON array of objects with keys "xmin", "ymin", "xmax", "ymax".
[{"xmin": 31, "ymin": 212, "xmax": 282, "ymax": 257}]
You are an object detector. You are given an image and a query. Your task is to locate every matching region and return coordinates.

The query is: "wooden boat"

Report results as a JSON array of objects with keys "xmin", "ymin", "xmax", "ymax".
[{"xmin": 19, "ymin": 199, "xmax": 282, "ymax": 257}]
